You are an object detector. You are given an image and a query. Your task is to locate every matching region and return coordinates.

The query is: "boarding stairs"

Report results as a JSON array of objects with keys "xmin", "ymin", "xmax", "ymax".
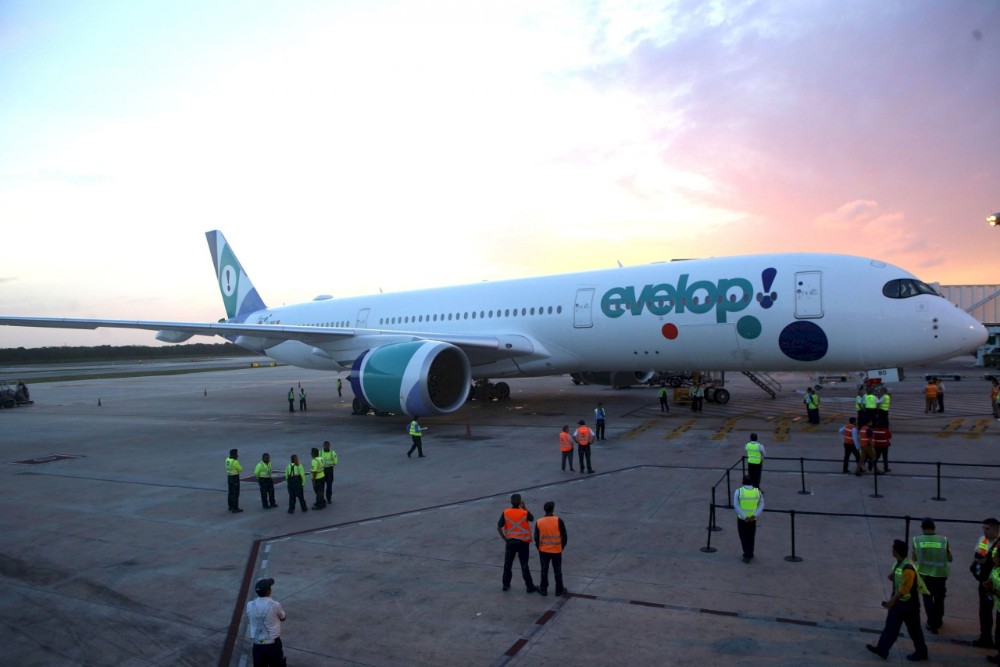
[{"xmin": 742, "ymin": 371, "xmax": 781, "ymax": 399}]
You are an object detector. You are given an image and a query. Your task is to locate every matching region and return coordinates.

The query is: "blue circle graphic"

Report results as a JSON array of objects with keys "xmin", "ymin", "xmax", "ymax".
[
  {"xmin": 736, "ymin": 315, "xmax": 762, "ymax": 340},
  {"xmin": 778, "ymin": 321, "xmax": 829, "ymax": 362}
]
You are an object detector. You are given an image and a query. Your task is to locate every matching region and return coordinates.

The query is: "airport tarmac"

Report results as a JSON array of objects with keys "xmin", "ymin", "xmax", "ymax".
[{"xmin": 1, "ymin": 357, "xmax": 998, "ymax": 666}]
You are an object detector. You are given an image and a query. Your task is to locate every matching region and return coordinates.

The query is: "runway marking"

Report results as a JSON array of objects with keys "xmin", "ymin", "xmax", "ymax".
[
  {"xmin": 711, "ymin": 416, "xmax": 744, "ymax": 441},
  {"xmin": 935, "ymin": 418, "xmax": 965, "ymax": 438},
  {"xmin": 664, "ymin": 420, "xmax": 696, "ymax": 440},
  {"xmin": 622, "ymin": 419, "xmax": 659, "ymax": 440},
  {"xmin": 964, "ymin": 419, "xmax": 991, "ymax": 439}
]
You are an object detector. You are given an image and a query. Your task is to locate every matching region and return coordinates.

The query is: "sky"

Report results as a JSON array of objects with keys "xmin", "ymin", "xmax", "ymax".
[{"xmin": 1, "ymin": 0, "xmax": 999, "ymax": 348}]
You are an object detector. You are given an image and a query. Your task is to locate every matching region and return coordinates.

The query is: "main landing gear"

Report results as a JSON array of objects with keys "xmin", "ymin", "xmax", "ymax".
[{"xmin": 469, "ymin": 379, "xmax": 511, "ymax": 402}]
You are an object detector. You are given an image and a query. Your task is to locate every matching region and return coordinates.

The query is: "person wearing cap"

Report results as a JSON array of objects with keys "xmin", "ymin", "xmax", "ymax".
[
  {"xmin": 572, "ymin": 420, "xmax": 594, "ymax": 474},
  {"xmin": 254, "ymin": 453, "xmax": 278, "ymax": 510},
  {"xmin": 911, "ymin": 518, "xmax": 952, "ymax": 634},
  {"xmin": 866, "ymin": 539, "xmax": 929, "ymax": 661},
  {"xmin": 246, "ymin": 577, "xmax": 286, "ymax": 666},
  {"xmin": 497, "ymin": 493, "xmax": 538, "ymax": 593},
  {"xmin": 226, "ymin": 449, "xmax": 243, "ymax": 513},
  {"xmin": 321, "ymin": 441, "xmax": 338, "ymax": 504}
]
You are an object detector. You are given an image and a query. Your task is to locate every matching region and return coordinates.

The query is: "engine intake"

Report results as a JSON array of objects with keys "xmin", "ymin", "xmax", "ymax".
[{"xmin": 350, "ymin": 341, "xmax": 471, "ymax": 416}]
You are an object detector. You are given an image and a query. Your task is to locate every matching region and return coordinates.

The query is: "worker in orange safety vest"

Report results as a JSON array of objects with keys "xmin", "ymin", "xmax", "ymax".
[
  {"xmin": 497, "ymin": 493, "xmax": 538, "ymax": 594},
  {"xmin": 534, "ymin": 501, "xmax": 568, "ymax": 597}
]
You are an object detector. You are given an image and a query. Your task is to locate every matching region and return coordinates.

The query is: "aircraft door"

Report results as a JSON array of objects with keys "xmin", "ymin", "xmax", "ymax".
[
  {"xmin": 356, "ymin": 308, "xmax": 370, "ymax": 328},
  {"xmin": 574, "ymin": 289, "xmax": 595, "ymax": 328},
  {"xmin": 794, "ymin": 272, "xmax": 823, "ymax": 319}
]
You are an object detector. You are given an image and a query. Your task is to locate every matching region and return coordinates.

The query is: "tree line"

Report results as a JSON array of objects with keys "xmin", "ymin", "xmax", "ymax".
[{"xmin": 0, "ymin": 343, "xmax": 248, "ymax": 365}]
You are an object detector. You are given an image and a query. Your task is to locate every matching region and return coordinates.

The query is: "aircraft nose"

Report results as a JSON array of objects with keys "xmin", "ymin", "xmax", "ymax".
[{"xmin": 944, "ymin": 310, "xmax": 988, "ymax": 354}]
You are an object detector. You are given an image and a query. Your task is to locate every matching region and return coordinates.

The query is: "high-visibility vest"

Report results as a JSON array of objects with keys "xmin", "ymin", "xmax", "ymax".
[
  {"xmin": 659, "ymin": 388, "xmax": 668, "ymax": 398},
  {"xmin": 310, "ymin": 457, "xmax": 325, "ymax": 479},
  {"xmin": 409, "ymin": 421, "xmax": 421, "ymax": 437},
  {"xmin": 912, "ymin": 535, "xmax": 949, "ymax": 577},
  {"xmin": 893, "ymin": 559, "xmax": 922, "ymax": 602},
  {"xmin": 559, "ymin": 432, "xmax": 573, "ymax": 452},
  {"xmin": 594, "ymin": 407, "xmax": 605, "ymax": 420},
  {"xmin": 536, "ymin": 516, "xmax": 562, "ymax": 553},
  {"xmin": 299, "ymin": 389, "xmax": 306, "ymax": 399},
  {"xmin": 925, "ymin": 384, "xmax": 938, "ymax": 399},
  {"xmin": 975, "ymin": 536, "xmax": 998, "ymax": 560},
  {"xmin": 872, "ymin": 428, "xmax": 890, "ymax": 448},
  {"xmin": 842, "ymin": 424, "xmax": 855, "ymax": 445},
  {"xmin": 254, "ymin": 461, "xmax": 272, "ymax": 479},
  {"xmin": 855, "ymin": 396, "xmax": 864, "ymax": 412},
  {"xmin": 864, "ymin": 393, "xmax": 878, "ymax": 409},
  {"xmin": 577, "ymin": 426, "xmax": 592, "ymax": 445},
  {"xmin": 226, "ymin": 457, "xmax": 242, "ymax": 476},
  {"xmin": 806, "ymin": 393, "xmax": 819, "ymax": 409},
  {"xmin": 503, "ymin": 508, "xmax": 531, "ymax": 542},
  {"xmin": 745, "ymin": 441, "xmax": 762, "ymax": 464},
  {"xmin": 879, "ymin": 394, "xmax": 891, "ymax": 412},
  {"xmin": 285, "ymin": 464, "xmax": 305, "ymax": 487},
  {"xmin": 993, "ymin": 568, "xmax": 1000, "ymax": 613},
  {"xmin": 737, "ymin": 486, "xmax": 761, "ymax": 517},
  {"xmin": 321, "ymin": 449, "xmax": 338, "ymax": 467},
  {"xmin": 288, "ymin": 389, "xmax": 295, "ymax": 401},
  {"xmin": 858, "ymin": 426, "xmax": 872, "ymax": 447}
]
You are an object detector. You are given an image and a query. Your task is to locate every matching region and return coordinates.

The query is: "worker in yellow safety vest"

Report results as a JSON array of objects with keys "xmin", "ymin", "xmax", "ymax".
[
  {"xmin": 284, "ymin": 454, "xmax": 308, "ymax": 514},
  {"xmin": 309, "ymin": 447, "xmax": 326, "ymax": 510},
  {"xmin": 972, "ymin": 518, "xmax": 1000, "ymax": 649},
  {"xmin": 321, "ymin": 441, "xmax": 338, "ymax": 504},
  {"xmin": 254, "ymin": 452, "xmax": 278, "ymax": 510},
  {"xmin": 407, "ymin": 417, "xmax": 425, "ymax": 458},
  {"xmin": 733, "ymin": 476, "xmax": 764, "ymax": 563},
  {"xmin": 534, "ymin": 501, "xmax": 568, "ymax": 597},
  {"xmin": 911, "ymin": 518, "xmax": 952, "ymax": 634},
  {"xmin": 867, "ymin": 539, "xmax": 929, "ymax": 660},
  {"xmin": 497, "ymin": 493, "xmax": 538, "ymax": 593},
  {"xmin": 804, "ymin": 387, "xmax": 820, "ymax": 424},
  {"xmin": 744, "ymin": 433, "xmax": 765, "ymax": 487},
  {"xmin": 226, "ymin": 448, "xmax": 243, "ymax": 513}
]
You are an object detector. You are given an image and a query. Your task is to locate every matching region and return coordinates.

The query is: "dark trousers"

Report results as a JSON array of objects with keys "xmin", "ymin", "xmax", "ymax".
[
  {"xmin": 842, "ymin": 444, "xmax": 860, "ymax": 472},
  {"xmin": 539, "ymin": 551, "xmax": 564, "ymax": 595},
  {"xmin": 920, "ymin": 575, "xmax": 946, "ymax": 630},
  {"xmin": 691, "ymin": 396, "xmax": 702, "ymax": 412},
  {"xmin": 595, "ymin": 420, "xmax": 605, "ymax": 440},
  {"xmin": 299, "ymin": 398, "xmax": 306, "ymax": 411},
  {"xmin": 312, "ymin": 479, "xmax": 326, "ymax": 508},
  {"xmin": 323, "ymin": 467, "xmax": 334, "ymax": 501},
  {"xmin": 875, "ymin": 447, "xmax": 889, "ymax": 471},
  {"xmin": 875, "ymin": 599, "xmax": 927, "ymax": 658},
  {"xmin": 561, "ymin": 450, "xmax": 574, "ymax": 471},
  {"xmin": 287, "ymin": 480, "xmax": 307, "ymax": 512},
  {"xmin": 806, "ymin": 407, "xmax": 819, "ymax": 424},
  {"xmin": 408, "ymin": 436, "xmax": 423, "ymax": 457},
  {"xmin": 257, "ymin": 478, "xmax": 276, "ymax": 508},
  {"xmin": 252, "ymin": 636, "xmax": 285, "ymax": 667},
  {"xmin": 288, "ymin": 399, "xmax": 294, "ymax": 413},
  {"xmin": 978, "ymin": 586, "xmax": 1000, "ymax": 644},
  {"xmin": 747, "ymin": 462, "xmax": 762, "ymax": 488},
  {"xmin": 737, "ymin": 518, "xmax": 757, "ymax": 559},
  {"xmin": 659, "ymin": 396, "xmax": 669, "ymax": 412},
  {"xmin": 578, "ymin": 445, "xmax": 592, "ymax": 472},
  {"xmin": 227, "ymin": 475, "xmax": 241, "ymax": 511},
  {"xmin": 502, "ymin": 539, "xmax": 535, "ymax": 590},
  {"xmin": 937, "ymin": 395, "xmax": 944, "ymax": 412}
]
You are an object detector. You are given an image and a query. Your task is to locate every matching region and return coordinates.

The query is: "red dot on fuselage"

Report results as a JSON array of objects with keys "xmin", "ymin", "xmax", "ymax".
[{"xmin": 661, "ymin": 323, "xmax": 678, "ymax": 340}]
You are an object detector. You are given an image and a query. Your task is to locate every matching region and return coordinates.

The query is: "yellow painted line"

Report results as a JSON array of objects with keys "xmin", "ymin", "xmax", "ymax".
[
  {"xmin": 935, "ymin": 418, "xmax": 965, "ymax": 439},
  {"xmin": 963, "ymin": 419, "xmax": 992, "ymax": 440},
  {"xmin": 665, "ymin": 420, "xmax": 697, "ymax": 440},
  {"xmin": 622, "ymin": 419, "xmax": 659, "ymax": 440},
  {"xmin": 711, "ymin": 416, "xmax": 745, "ymax": 441}
]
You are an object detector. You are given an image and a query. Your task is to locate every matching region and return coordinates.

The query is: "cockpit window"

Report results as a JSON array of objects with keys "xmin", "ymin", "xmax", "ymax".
[{"xmin": 882, "ymin": 279, "xmax": 940, "ymax": 299}]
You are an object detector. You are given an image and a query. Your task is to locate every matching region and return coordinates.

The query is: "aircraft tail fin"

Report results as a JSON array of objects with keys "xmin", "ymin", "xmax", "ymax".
[{"xmin": 205, "ymin": 230, "xmax": 267, "ymax": 320}]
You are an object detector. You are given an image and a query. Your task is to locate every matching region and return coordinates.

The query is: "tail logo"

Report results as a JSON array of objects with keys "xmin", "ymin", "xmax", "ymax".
[{"xmin": 220, "ymin": 264, "xmax": 238, "ymax": 298}]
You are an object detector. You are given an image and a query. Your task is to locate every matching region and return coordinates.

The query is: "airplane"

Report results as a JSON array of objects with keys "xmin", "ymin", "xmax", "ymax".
[{"xmin": 0, "ymin": 231, "xmax": 988, "ymax": 416}]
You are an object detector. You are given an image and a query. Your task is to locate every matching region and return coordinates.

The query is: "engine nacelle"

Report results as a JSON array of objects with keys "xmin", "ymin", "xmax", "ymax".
[
  {"xmin": 578, "ymin": 371, "xmax": 655, "ymax": 387},
  {"xmin": 350, "ymin": 341, "xmax": 471, "ymax": 416}
]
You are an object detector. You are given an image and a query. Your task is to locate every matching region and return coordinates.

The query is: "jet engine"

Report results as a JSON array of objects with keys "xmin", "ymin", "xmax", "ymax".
[{"xmin": 350, "ymin": 341, "xmax": 471, "ymax": 416}]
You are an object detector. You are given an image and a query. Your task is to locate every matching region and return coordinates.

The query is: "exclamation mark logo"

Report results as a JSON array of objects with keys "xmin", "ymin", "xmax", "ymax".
[{"xmin": 757, "ymin": 267, "xmax": 777, "ymax": 308}]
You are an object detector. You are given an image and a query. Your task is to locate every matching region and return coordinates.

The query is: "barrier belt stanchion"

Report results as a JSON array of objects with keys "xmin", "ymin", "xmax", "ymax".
[
  {"xmin": 797, "ymin": 456, "xmax": 812, "ymax": 495},
  {"xmin": 710, "ymin": 487, "xmax": 722, "ymax": 532},
  {"xmin": 741, "ymin": 456, "xmax": 746, "ymax": 481},
  {"xmin": 870, "ymin": 466, "xmax": 883, "ymax": 499},
  {"xmin": 726, "ymin": 468, "xmax": 733, "ymax": 508},
  {"xmin": 932, "ymin": 462, "xmax": 946, "ymax": 501},
  {"xmin": 701, "ymin": 504, "xmax": 717, "ymax": 553},
  {"xmin": 784, "ymin": 509, "xmax": 803, "ymax": 563},
  {"xmin": 904, "ymin": 515, "xmax": 911, "ymax": 547}
]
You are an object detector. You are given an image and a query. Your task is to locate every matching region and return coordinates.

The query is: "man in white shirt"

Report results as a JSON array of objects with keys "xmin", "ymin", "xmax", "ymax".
[{"xmin": 246, "ymin": 577, "xmax": 286, "ymax": 666}]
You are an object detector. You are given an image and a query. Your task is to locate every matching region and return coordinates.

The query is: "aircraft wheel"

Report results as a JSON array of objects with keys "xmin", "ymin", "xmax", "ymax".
[
  {"xmin": 668, "ymin": 376, "xmax": 683, "ymax": 388},
  {"xmin": 496, "ymin": 382, "xmax": 510, "ymax": 400},
  {"xmin": 704, "ymin": 388, "xmax": 716, "ymax": 402},
  {"xmin": 352, "ymin": 397, "xmax": 369, "ymax": 415},
  {"xmin": 714, "ymin": 389, "xmax": 731, "ymax": 404}
]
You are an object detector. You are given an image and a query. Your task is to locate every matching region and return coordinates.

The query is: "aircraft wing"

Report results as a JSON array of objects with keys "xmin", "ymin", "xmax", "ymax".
[{"xmin": 0, "ymin": 316, "xmax": 537, "ymax": 355}]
